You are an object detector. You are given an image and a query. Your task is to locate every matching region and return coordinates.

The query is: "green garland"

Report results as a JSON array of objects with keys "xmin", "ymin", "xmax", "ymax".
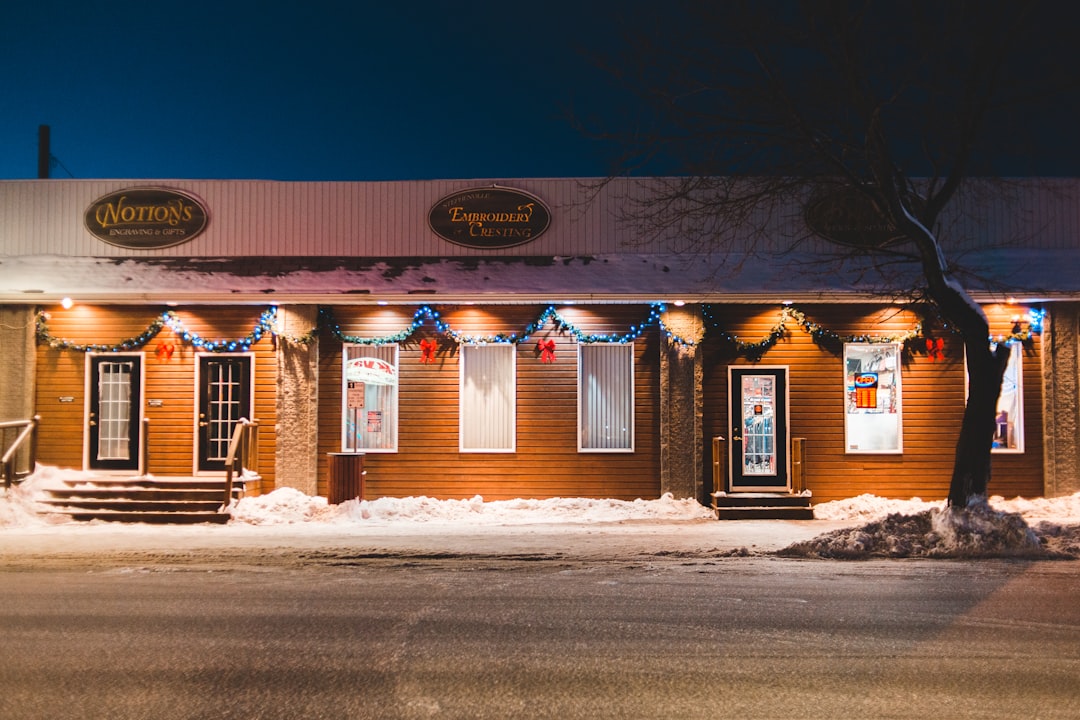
[
  {"xmin": 319, "ymin": 304, "xmax": 690, "ymax": 346},
  {"xmin": 35, "ymin": 302, "xmax": 1041, "ymax": 359},
  {"xmin": 36, "ymin": 308, "xmax": 277, "ymax": 353},
  {"xmin": 703, "ymin": 304, "xmax": 923, "ymax": 360}
]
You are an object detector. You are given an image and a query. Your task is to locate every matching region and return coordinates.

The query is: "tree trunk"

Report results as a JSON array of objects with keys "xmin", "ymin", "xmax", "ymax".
[{"xmin": 948, "ymin": 338, "xmax": 1011, "ymax": 507}]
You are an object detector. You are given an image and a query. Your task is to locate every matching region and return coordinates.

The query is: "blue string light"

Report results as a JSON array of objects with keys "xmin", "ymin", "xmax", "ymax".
[
  {"xmin": 46, "ymin": 301, "xmax": 1036, "ymax": 359},
  {"xmin": 321, "ymin": 303, "xmax": 694, "ymax": 347}
]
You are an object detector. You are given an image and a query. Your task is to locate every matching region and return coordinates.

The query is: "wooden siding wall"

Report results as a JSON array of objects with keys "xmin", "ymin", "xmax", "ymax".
[
  {"xmin": 317, "ymin": 305, "xmax": 662, "ymax": 501},
  {"xmin": 34, "ymin": 305, "xmax": 277, "ymax": 488},
  {"xmin": 702, "ymin": 304, "xmax": 1044, "ymax": 504}
]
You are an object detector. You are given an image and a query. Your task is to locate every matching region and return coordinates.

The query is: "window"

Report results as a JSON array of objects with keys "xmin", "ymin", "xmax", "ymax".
[
  {"xmin": 460, "ymin": 344, "xmax": 516, "ymax": 452},
  {"xmin": 844, "ymin": 343, "xmax": 903, "ymax": 453},
  {"xmin": 342, "ymin": 344, "xmax": 398, "ymax": 452},
  {"xmin": 579, "ymin": 343, "xmax": 635, "ymax": 452},
  {"xmin": 993, "ymin": 342, "xmax": 1025, "ymax": 453},
  {"xmin": 964, "ymin": 341, "xmax": 1025, "ymax": 453}
]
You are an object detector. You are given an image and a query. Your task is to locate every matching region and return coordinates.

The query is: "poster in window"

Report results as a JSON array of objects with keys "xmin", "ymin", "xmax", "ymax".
[
  {"xmin": 347, "ymin": 381, "xmax": 365, "ymax": 410},
  {"xmin": 366, "ymin": 410, "xmax": 383, "ymax": 433}
]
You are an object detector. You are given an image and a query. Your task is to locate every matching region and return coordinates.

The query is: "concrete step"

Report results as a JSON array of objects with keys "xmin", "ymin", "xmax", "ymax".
[
  {"xmin": 41, "ymin": 499, "xmax": 225, "ymax": 513},
  {"xmin": 712, "ymin": 492, "xmax": 815, "ymax": 520},
  {"xmin": 55, "ymin": 509, "xmax": 231, "ymax": 524},
  {"xmin": 41, "ymin": 475, "xmax": 245, "ymax": 524}
]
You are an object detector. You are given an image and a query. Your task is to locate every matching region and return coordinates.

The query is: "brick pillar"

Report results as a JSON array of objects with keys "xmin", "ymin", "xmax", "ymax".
[
  {"xmin": 274, "ymin": 306, "xmax": 320, "ymax": 496},
  {"xmin": 0, "ymin": 306, "xmax": 37, "ymax": 475},
  {"xmin": 1043, "ymin": 303, "xmax": 1080, "ymax": 497},
  {"xmin": 659, "ymin": 306, "xmax": 705, "ymax": 502},
  {"xmin": 0, "ymin": 306, "xmax": 36, "ymax": 421}
]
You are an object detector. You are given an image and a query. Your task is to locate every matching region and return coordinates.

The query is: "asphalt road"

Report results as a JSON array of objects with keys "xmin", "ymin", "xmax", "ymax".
[{"xmin": 1, "ymin": 554, "xmax": 1078, "ymax": 719}]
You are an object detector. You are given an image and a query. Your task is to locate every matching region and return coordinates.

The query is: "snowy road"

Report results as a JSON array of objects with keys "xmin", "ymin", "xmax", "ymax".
[{"xmin": 2, "ymin": 546, "xmax": 1079, "ymax": 719}]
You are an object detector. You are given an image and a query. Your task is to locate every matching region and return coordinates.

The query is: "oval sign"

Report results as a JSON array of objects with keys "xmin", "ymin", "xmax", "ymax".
[
  {"xmin": 345, "ymin": 357, "xmax": 398, "ymax": 386},
  {"xmin": 84, "ymin": 187, "xmax": 209, "ymax": 249},
  {"xmin": 804, "ymin": 185, "xmax": 899, "ymax": 248},
  {"xmin": 428, "ymin": 186, "xmax": 551, "ymax": 249}
]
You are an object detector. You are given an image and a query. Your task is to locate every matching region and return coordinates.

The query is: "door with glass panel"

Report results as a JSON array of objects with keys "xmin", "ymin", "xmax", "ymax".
[
  {"xmin": 87, "ymin": 354, "xmax": 143, "ymax": 471},
  {"xmin": 196, "ymin": 354, "xmax": 252, "ymax": 472},
  {"xmin": 728, "ymin": 366, "xmax": 790, "ymax": 492}
]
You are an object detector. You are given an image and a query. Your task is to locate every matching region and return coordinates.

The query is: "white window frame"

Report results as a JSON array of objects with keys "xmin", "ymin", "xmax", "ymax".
[
  {"xmin": 843, "ymin": 342, "xmax": 903, "ymax": 454},
  {"xmin": 578, "ymin": 342, "xmax": 635, "ymax": 453},
  {"xmin": 341, "ymin": 344, "xmax": 399, "ymax": 453},
  {"xmin": 459, "ymin": 344, "xmax": 516, "ymax": 453}
]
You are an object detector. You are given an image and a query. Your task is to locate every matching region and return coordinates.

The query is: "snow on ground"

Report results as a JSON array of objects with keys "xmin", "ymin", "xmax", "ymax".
[{"xmin": 3, "ymin": 466, "xmax": 1080, "ymax": 559}]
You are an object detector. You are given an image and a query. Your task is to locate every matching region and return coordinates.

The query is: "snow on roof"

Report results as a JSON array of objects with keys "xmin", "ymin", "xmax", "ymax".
[{"xmin": 3, "ymin": 249, "xmax": 1077, "ymax": 305}]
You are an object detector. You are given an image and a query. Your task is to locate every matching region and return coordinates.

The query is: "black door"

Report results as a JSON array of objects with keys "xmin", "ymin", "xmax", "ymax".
[
  {"xmin": 88, "ymin": 355, "xmax": 142, "ymax": 471},
  {"xmin": 728, "ymin": 366, "xmax": 790, "ymax": 492},
  {"xmin": 197, "ymin": 355, "xmax": 252, "ymax": 472}
]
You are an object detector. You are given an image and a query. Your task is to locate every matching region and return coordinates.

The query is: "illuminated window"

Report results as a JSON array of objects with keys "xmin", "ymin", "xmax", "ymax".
[
  {"xmin": 342, "ymin": 344, "xmax": 398, "ymax": 452},
  {"xmin": 579, "ymin": 343, "xmax": 635, "ymax": 452},
  {"xmin": 844, "ymin": 343, "xmax": 903, "ymax": 453},
  {"xmin": 992, "ymin": 342, "xmax": 1025, "ymax": 453},
  {"xmin": 460, "ymin": 344, "xmax": 516, "ymax": 452}
]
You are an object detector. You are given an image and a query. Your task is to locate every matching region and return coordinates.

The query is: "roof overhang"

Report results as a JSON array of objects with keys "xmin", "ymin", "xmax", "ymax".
[{"xmin": 1, "ymin": 251, "xmax": 1076, "ymax": 306}]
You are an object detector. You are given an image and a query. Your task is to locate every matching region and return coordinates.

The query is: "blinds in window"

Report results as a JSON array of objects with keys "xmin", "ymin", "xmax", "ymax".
[
  {"xmin": 460, "ymin": 344, "xmax": 516, "ymax": 452},
  {"xmin": 579, "ymin": 343, "xmax": 635, "ymax": 452}
]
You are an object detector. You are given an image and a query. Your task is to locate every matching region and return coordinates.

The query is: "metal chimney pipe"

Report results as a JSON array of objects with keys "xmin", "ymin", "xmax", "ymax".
[{"xmin": 38, "ymin": 125, "xmax": 50, "ymax": 179}]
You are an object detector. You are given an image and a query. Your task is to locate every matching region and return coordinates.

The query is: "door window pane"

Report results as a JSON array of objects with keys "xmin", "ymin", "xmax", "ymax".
[
  {"xmin": 740, "ymin": 374, "xmax": 776, "ymax": 476},
  {"xmin": 205, "ymin": 358, "xmax": 245, "ymax": 462},
  {"xmin": 343, "ymin": 344, "xmax": 398, "ymax": 452},
  {"xmin": 460, "ymin": 344, "xmax": 515, "ymax": 452},
  {"xmin": 844, "ymin": 343, "xmax": 903, "ymax": 453},
  {"xmin": 97, "ymin": 360, "xmax": 133, "ymax": 460},
  {"xmin": 579, "ymin": 343, "xmax": 635, "ymax": 452}
]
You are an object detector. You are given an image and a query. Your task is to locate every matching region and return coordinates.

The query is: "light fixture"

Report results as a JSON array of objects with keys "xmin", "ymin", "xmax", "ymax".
[
  {"xmin": 60, "ymin": 297, "xmax": 74, "ymax": 309},
  {"xmin": 673, "ymin": 300, "xmax": 686, "ymax": 307}
]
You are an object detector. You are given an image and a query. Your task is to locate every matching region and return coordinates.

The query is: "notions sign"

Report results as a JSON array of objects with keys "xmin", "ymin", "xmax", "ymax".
[
  {"xmin": 429, "ymin": 186, "xmax": 550, "ymax": 249},
  {"xmin": 85, "ymin": 187, "xmax": 209, "ymax": 249}
]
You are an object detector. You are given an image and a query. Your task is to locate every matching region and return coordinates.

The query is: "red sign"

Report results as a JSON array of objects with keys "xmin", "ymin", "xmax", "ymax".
[
  {"xmin": 345, "ymin": 357, "xmax": 397, "ymax": 386},
  {"xmin": 854, "ymin": 373, "xmax": 878, "ymax": 409}
]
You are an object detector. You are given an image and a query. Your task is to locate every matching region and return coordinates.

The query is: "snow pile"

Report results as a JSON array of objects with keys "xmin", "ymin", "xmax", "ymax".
[
  {"xmin": 779, "ymin": 497, "xmax": 1071, "ymax": 559},
  {"xmin": 0, "ymin": 466, "xmax": 100, "ymax": 528},
  {"xmin": 812, "ymin": 493, "xmax": 943, "ymax": 522},
  {"xmin": 3, "ymin": 467, "xmax": 1080, "ymax": 559},
  {"xmin": 228, "ymin": 487, "xmax": 338, "ymax": 525},
  {"xmin": 229, "ymin": 489, "xmax": 714, "ymax": 526}
]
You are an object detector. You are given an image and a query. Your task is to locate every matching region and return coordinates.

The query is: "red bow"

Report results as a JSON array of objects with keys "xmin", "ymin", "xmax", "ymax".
[
  {"xmin": 537, "ymin": 339, "xmax": 556, "ymax": 363},
  {"xmin": 926, "ymin": 337, "xmax": 944, "ymax": 362},
  {"xmin": 419, "ymin": 338, "xmax": 437, "ymax": 363},
  {"xmin": 155, "ymin": 342, "xmax": 174, "ymax": 361}
]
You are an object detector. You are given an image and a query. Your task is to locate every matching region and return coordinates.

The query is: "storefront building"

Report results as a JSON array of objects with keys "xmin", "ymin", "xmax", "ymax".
[{"xmin": 1, "ymin": 178, "xmax": 1078, "ymax": 505}]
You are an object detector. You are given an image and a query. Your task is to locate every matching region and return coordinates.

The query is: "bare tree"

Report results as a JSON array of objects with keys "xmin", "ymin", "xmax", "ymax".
[{"xmin": 581, "ymin": 0, "xmax": 1079, "ymax": 506}]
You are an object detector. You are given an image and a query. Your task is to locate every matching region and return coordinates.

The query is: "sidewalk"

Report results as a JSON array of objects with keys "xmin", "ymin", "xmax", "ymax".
[{"xmin": 0, "ymin": 516, "xmax": 854, "ymax": 568}]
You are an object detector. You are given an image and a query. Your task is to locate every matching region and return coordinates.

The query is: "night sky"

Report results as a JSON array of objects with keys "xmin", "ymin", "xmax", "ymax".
[
  {"xmin": 3, "ymin": 1, "xmax": 1078, "ymax": 182},
  {"xmin": 1, "ymin": 1, "xmax": 626, "ymax": 181}
]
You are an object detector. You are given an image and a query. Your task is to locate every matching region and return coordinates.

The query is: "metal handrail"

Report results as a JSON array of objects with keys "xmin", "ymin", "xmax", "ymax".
[
  {"xmin": 2, "ymin": 415, "xmax": 40, "ymax": 488},
  {"xmin": 223, "ymin": 418, "xmax": 260, "ymax": 508}
]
